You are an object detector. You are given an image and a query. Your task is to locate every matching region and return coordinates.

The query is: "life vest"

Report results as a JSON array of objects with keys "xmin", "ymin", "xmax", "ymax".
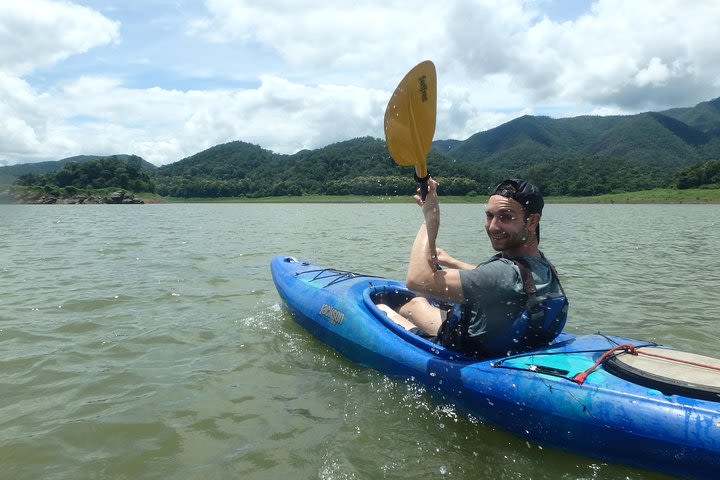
[
  {"xmin": 440, "ymin": 256, "xmax": 569, "ymax": 357},
  {"xmin": 510, "ymin": 256, "xmax": 569, "ymax": 347}
]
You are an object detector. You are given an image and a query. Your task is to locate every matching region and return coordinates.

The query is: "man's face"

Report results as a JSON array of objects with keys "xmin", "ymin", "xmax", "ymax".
[{"xmin": 484, "ymin": 195, "xmax": 534, "ymax": 252}]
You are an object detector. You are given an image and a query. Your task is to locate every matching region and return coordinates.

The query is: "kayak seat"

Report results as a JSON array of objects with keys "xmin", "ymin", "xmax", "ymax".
[
  {"xmin": 369, "ymin": 287, "xmax": 416, "ymax": 311},
  {"xmin": 369, "ymin": 287, "xmax": 459, "ymax": 319},
  {"xmin": 365, "ymin": 286, "xmax": 468, "ymax": 359}
]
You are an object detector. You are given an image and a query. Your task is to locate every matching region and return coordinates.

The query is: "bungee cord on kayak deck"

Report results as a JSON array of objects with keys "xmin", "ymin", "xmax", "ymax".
[
  {"xmin": 293, "ymin": 266, "xmax": 379, "ymax": 287},
  {"xmin": 571, "ymin": 344, "xmax": 640, "ymax": 385}
]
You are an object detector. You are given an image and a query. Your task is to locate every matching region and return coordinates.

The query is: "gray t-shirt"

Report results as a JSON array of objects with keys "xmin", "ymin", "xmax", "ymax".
[{"xmin": 448, "ymin": 253, "xmax": 561, "ymax": 356}]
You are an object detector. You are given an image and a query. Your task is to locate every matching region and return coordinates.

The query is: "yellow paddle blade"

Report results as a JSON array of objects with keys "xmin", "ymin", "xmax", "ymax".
[{"xmin": 384, "ymin": 60, "xmax": 437, "ymax": 179}]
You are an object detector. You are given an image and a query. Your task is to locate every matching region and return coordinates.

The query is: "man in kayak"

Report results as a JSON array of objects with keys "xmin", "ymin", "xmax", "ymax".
[{"xmin": 378, "ymin": 178, "xmax": 567, "ymax": 357}]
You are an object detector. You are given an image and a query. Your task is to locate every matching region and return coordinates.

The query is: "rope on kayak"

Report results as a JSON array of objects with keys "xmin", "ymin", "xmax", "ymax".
[
  {"xmin": 572, "ymin": 344, "xmax": 720, "ymax": 385},
  {"xmin": 572, "ymin": 344, "xmax": 636, "ymax": 385}
]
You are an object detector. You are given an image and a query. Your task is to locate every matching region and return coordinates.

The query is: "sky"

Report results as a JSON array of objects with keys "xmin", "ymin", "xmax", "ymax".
[{"xmin": 2, "ymin": 0, "xmax": 720, "ymax": 167}]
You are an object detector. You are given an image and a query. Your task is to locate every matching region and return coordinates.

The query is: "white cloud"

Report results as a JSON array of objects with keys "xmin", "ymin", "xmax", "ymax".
[
  {"xmin": 0, "ymin": 73, "xmax": 46, "ymax": 155},
  {"xmin": 635, "ymin": 57, "xmax": 671, "ymax": 88},
  {"xmin": 0, "ymin": 0, "xmax": 119, "ymax": 76},
  {"xmin": 3, "ymin": 73, "xmax": 389, "ymax": 165},
  {"xmin": 449, "ymin": 0, "xmax": 720, "ymax": 110},
  {"xmin": 190, "ymin": 0, "xmax": 448, "ymax": 74},
  {"xmin": 0, "ymin": 0, "xmax": 120, "ymax": 163}
]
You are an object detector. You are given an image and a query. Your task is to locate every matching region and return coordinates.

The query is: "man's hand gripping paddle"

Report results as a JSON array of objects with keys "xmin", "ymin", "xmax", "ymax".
[{"xmin": 384, "ymin": 60, "xmax": 437, "ymax": 200}]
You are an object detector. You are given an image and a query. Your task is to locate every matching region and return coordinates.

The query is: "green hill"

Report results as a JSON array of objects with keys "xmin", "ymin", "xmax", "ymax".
[
  {"xmin": 153, "ymin": 136, "xmax": 498, "ymax": 198},
  {"xmin": 662, "ymin": 97, "xmax": 720, "ymax": 135},
  {"xmin": 13, "ymin": 155, "xmax": 157, "ymax": 195},
  {"xmin": 0, "ymin": 154, "xmax": 156, "ymax": 185},
  {"xmin": 439, "ymin": 108, "xmax": 720, "ymax": 170}
]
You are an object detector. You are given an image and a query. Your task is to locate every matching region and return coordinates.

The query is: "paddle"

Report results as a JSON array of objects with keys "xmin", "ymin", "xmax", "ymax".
[{"xmin": 384, "ymin": 60, "xmax": 437, "ymax": 200}]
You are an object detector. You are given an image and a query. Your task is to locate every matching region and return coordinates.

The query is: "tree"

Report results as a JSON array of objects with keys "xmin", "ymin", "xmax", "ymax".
[{"xmin": 14, "ymin": 157, "xmax": 156, "ymax": 193}]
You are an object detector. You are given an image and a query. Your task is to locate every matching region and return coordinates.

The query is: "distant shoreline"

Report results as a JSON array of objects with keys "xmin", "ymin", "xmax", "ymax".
[
  {"xmin": 151, "ymin": 187, "xmax": 720, "ymax": 204},
  {"xmin": 3, "ymin": 186, "xmax": 719, "ymax": 205}
]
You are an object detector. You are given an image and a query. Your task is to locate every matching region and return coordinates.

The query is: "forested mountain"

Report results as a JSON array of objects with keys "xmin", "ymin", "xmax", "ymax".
[
  {"xmin": 426, "ymin": 98, "xmax": 720, "ymax": 195},
  {"xmin": 661, "ymin": 97, "xmax": 720, "ymax": 135},
  {"xmin": 14, "ymin": 156, "xmax": 156, "ymax": 194},
  {"xmin": 5, "ymin": 97, "xmax": 720, "ymax": 198},
  {"xmin": 154, "ymin": 137, "xmax": 489, "ymax": 197},
  {"xmin": 151, "ymin": 96, "xmax": 720, "ymax": 198},
  {"xmin": 439, "ymin": 110, "xmax": 720, "ymax": 170},
  {"xmin": 0, "ymin": 154, "xmax": 155, "ymax": 185}
]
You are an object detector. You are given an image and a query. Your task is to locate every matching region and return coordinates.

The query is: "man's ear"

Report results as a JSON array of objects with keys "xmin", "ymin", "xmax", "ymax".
[{"xmin": 527, "ymin": 213, "xmax": 541, "ymax": 230}]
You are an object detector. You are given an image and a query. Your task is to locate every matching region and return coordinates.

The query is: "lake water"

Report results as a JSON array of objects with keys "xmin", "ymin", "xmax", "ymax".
[{"xmin": 1, "ymin": 202, "xmax": 718, "ymax": 479}]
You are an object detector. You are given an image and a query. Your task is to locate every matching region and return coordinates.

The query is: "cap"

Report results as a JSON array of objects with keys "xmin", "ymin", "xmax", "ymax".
[{"xmin": 489, "ymin": 179, "xmax": 544, "ymax": 214}]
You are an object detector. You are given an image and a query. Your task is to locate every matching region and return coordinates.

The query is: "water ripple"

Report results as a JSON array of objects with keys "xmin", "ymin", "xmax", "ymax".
[{"xmin": 0, "ymin": 203, "xmax": 714, "ymax": 480}]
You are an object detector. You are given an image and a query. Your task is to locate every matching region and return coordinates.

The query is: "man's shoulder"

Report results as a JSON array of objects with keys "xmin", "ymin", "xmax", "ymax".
[
  {"xmin": 476, "ymin": 254, "xmax": 519, "ymax": 271},
  {"xmin": 460, "ymin": 255, "xmax": 523, "ymax": 290},
  {"xmin": 510, "ymin": 252, "xmax": 555, "ymax": 269}
]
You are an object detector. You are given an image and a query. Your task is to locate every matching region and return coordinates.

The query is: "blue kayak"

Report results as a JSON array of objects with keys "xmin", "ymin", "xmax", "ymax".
[{"xmin": 271, "ymin": 255, "xmax": 720, "ymax": 479}]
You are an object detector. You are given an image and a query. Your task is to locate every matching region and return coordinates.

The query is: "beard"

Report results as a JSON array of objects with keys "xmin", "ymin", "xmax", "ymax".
[{"xmin": 487, "ymin": 223, "xmax": 532, "ymax": 252}]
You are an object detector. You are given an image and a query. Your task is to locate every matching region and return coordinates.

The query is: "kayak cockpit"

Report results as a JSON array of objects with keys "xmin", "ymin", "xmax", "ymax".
[
  {"xmin": 363, "ymin": 284, "xmax": 473, "ymax": 360},
  {"xmin": 363, "ymin": 284, "xmax": 578, "ymax": 362}
]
